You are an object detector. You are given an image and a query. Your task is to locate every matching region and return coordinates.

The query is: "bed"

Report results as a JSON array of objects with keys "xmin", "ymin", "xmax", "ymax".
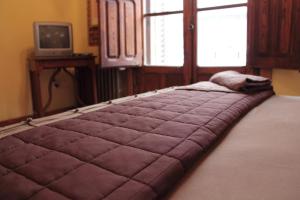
[{"xmin": 0, "ymin": 78, "xmax": 297, "ymax": 200}]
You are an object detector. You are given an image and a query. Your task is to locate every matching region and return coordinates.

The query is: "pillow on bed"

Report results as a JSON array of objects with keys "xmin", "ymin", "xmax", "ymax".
[
  {"xmin": 209, "ymin": 71, "xmax": 272, "ymax": 92},
  {"xmin": 176, "ymin": 81, "xmax": 235, "ymax": 93}
]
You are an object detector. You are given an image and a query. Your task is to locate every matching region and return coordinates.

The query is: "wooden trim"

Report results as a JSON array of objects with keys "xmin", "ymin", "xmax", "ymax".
[
  {"xmin": 142, "ymin": 66, "xmax": 183, "ymax": 74},
  {"xmin": 198, "ymin": 66, "xmax": 246, "ymax": 68},
  {"xmin": 197, "ymin": 3, "xmax": 248, "ymax": 12},
  {"xmin": 144, "ymin": 0, "xmax": 151, "ymax": 65},
  {"xmin": 143, "ymin": 65, "xmax": 183, "ymax": 68},
  {"xmin": 197, "ymin": 67, "xmax": 247, "ymax": 74},
  {"xmin": 0, "ymin": 115, "xmax": 32, "ymax": 128},
  {"xmin": 141, "ymin": 0, "xmax": 145, "ymax": 65},
  {"xmin": 247, "ymin": 0, "xmax": 255, "ymax": 69},
  {"xmin": 183, "ymin": 0, "xmax": 195, "ymax": 84},
  {"xmin": 144, "ymin": 10, "xmax": 183, "ymax": 17},
  {"xmin": 191, "ymin": 0, "xmax": 198, "ymax": 83}
]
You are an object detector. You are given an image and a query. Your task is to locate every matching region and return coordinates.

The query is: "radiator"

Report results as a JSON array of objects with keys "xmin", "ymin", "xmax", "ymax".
[
  {"xmin": 77, "ymin": 67, "xmax": 120, "ymax": 105},
  {"xmin": 97, "ymin": 68, "xmax": 119, "ymax": 102}
]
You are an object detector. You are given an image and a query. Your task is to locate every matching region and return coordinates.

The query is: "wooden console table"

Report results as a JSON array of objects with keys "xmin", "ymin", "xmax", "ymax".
[{"xmin": 29, "ymin": 55, "xmax": 98, "ymax": 117}]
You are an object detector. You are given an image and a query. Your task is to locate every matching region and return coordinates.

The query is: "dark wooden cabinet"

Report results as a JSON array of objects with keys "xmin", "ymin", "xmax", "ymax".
[
  {"xmin": 98, "ymin": 0, "xmax": 142, "ymax": 68},
  {"xmin": 249, "ymin": 0, "xmax": 300, "ymax": 69}
]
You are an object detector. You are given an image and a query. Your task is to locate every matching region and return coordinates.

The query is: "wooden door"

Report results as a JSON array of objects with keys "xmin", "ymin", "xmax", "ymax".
[
  {"xmin": 98, "ymin": 0, "xmax": 142, "ymax": 67},
  {"xmin": 249, "ymin": 0, "xmax": 300, "ymax": 69}
]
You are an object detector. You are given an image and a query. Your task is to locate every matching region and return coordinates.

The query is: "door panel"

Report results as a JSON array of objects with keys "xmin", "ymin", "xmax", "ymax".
[
  {"xmin": 250, "ymin": 0, "xmax": 299, "ymax": 69},
  {"xmin": 137, "ymin": 67, "xmax": 183, "ymax": 93},
  {"xmin": 99, "ymin": 0, "xmax": 142, "ymax": 67},
  {"xmin": 256, "ymin": 0, "xmax": 270, "ymax": 55},
  {"xmin": 124, "ymin": 0, "xmax": 137, "ymax": 57},
  {"xmin": 278, "ymin": 0, "xmax": 293, "ymax": 54},
  {"xmin": 106, "ymin": 0, "xmax": 120, "ymax": 58}
]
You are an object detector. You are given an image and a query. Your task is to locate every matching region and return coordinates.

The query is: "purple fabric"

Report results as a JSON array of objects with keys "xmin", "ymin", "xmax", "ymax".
[{"xmin": 0, "ymin": 89, "xmax": 273, "ymax": 200}]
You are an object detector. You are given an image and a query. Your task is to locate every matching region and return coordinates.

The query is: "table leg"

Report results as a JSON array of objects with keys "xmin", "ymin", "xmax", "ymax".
[{"xmin": 30, "ymin": 71, "xmax": 43, "ymax": 117}]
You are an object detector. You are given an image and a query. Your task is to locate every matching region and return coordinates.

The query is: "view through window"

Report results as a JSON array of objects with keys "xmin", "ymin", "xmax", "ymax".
[
  {"xmin": 197, "ymin": 0, "xmax": 248, "ymax": 67},
  {"xmin": 143, "ymin": 0, "xmax": 184, "ymax": 66}
]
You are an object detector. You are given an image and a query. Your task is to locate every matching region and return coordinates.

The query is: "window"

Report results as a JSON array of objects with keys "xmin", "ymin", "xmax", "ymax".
[
  {"xmin": 197, "ymin": 0, "xmax": 247, "ymax": 67},
  {"xmin": 143, "ymin": 0, "xmax": 248, "ymax": 68},
  {"xmin": 143, "ymin": 0, "xmax": 184, "ymax": 66}
]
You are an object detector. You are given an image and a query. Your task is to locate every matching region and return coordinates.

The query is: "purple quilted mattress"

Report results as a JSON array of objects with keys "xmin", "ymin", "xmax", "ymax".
[{"xmin": 0, "ymin": 89, "xmax": 273, "ymax": 200}]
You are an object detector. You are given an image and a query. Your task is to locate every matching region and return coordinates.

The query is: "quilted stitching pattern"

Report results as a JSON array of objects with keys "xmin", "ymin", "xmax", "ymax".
[{"xmin": 0, "ymin": 89, "xmax": 273, "ymax": 200}]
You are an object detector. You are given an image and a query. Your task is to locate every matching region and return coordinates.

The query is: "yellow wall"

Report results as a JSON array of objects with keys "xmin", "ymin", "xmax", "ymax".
[
  {"xmin": 273, "ymin": 69, "xmax": 300, "ymax": 96},
  {"xmin": 0, "ymin": 0, "xmax": 97, "ymax": 122}
]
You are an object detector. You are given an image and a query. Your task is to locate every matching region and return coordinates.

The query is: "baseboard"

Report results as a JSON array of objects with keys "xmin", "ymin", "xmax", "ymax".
[
  {"xmin": 0, "ymin": 115, "xmax": 32, "ymax": 127},
  {"xmin": 0, "ymin": 106, "xmax": 76, "ymax": 128}
]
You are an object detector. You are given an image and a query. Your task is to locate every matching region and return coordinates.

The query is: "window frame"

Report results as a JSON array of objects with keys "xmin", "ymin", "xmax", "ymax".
[
  {"xmin": 196, "ymin": 2, "xmax": 248, "ymax": 68},
  {"xmin": 141, "ymin": 0, "xmax": 249, "ymax": 84},
  {"xmin": 143, "ymin": 1, "xmax": 184, "ymax": 67}
]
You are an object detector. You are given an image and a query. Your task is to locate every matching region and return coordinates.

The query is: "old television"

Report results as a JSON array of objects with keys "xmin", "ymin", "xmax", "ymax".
[{"xmin": 33, "ymin": 22, "xmax": 73, "ymax": 56}]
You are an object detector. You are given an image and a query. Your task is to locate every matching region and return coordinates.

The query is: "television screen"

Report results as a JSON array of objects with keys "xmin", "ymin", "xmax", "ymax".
[
  {"xmin": 33, "ymin": 22, "xmax": 73, "ymax": 56},
  {"xmin": 39, "ymin": 25, "xmax": 70, "ymax": 49}
]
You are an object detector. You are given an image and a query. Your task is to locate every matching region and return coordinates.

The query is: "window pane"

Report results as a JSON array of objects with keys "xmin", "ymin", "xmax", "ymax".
[
  {"xmin": 144, "ymin": 14, "xmax": 184, "ymax": 66},
  {"xmin": 197, "ymin": 0, "xmax": 247, "ymax": 8},
  {"xmin": 197, "ymin": 7, "xmax": 247, "ymax": 67},
  {"xmin": 144, "ymin": 0, "xmax": 183, "ymax": 14}
]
